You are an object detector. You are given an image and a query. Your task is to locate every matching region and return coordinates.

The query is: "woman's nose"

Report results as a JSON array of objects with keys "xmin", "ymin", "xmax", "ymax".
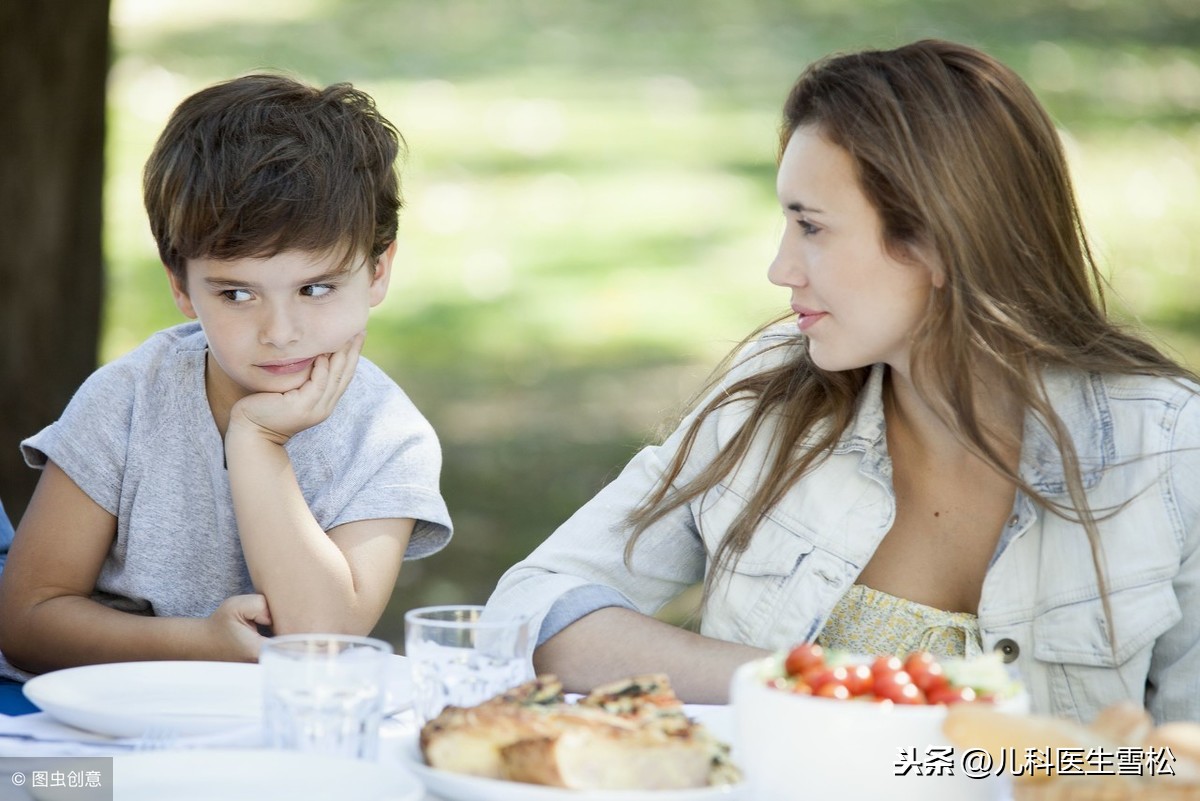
[{"xmin": 768, "ymin": 239, "xmax": 806, "ymax": 288}]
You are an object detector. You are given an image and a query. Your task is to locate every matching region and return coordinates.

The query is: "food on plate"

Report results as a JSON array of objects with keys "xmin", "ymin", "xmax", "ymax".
[
  {"xmin": 943, "ymin": 700, "xmax": 1200, "ymax": 800},
  {"xmin": 763, "ymin": 643, "xmax": 1021, "ymax": 705},
  {"xmin": 419, "ymin": 674, "xmax": 740, "ymax": 790}
]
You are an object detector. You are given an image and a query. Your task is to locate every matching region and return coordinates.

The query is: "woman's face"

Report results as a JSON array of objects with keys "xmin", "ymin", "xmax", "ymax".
[{"xmin": 768, "ymin": 125, "xmax": 940, "ymax": 375}]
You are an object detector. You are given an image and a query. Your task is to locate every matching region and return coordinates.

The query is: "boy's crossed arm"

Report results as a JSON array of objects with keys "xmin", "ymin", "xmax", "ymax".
[{"xmin": 224, "ymin": 332, "xmax": 414, "ymax": 636}]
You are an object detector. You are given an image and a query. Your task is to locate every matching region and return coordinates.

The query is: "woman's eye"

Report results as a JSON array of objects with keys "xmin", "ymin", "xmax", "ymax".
[
  {"xmin": 798, "ymin": 219, "xmax": 820, "ymax": 236},
  {"xmin": 301, "ymin": 284, "xmax": 335, "ymax": 298},
  {"xmin": 220, "ymin": 289, "xmax": 252, "ymax": 303}
]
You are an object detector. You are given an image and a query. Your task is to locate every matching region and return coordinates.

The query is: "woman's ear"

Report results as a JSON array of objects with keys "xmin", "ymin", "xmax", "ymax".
[
  {"xmin": 166, "ymin": 266, "xmax": 197, "ymax": 319},
  {"xmin": 368, "ymin": 241, "xmax": 397, "ymax": 307},
  {"xmin": 901, "ymin": 240, "xmax": 946, "ymax": 289},
  {"xmin": 928, "ymin": 261, "xmax": 947, "ymax": 290}
]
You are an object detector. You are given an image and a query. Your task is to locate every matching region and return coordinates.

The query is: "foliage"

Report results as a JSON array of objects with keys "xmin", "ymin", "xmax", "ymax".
[{"xmin": 106, "ymin": 0, "xmax": 1200, "ymax": 645}]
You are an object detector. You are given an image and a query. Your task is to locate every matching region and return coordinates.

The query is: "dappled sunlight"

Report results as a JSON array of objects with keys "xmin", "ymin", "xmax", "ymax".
[
  {"xmin": 412, "ymin": 181, "xmax": 479, "ymax": 236},
  {"xmin": 112, "ymin": 0, "xmax": 322, "ymax": 34},
  {"xmin": 460, "ymin": 249, "xmax": 515, "ymax": 301},
  {"xmin": 485, "ymin": 98, "xmax": 567, "ymax": 157},
  {"xmin": 102, "ymin": 0, "xmax": 1200, "ymax": 618}
]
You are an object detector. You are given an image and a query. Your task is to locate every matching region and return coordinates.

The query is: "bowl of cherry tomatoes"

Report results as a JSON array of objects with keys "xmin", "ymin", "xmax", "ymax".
[{"xmin": 730, "ymin": 644, "xmax": 1027, "ymax": 801}]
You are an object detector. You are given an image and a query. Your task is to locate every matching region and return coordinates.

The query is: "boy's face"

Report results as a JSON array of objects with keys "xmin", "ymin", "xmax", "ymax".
[{"xmin": 167, "ymin": 246, "xmax": 394, "ymax": 406}]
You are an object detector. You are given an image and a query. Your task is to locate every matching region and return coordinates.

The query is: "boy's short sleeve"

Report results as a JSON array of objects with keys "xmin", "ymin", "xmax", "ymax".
[
  {"xmin": 290, "ymin": 359, "xmax": 452, "ymax": 559},
  {"xmin": 0, "ymin": 498, "xmax": 14, "ymax": 565},
  {"xmin": 327, "ymin": 412, "xmax": 452, "ymax": 559},
  {"xmin": 20, "ymin": 360, "xmax": 136, "ymax": 516}
]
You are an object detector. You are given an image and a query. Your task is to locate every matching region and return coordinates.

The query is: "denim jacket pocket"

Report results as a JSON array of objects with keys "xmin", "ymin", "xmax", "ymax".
[
  {"xmin": 728, "ymin": 516, "xmax": 816, "ymax": 577},
  {"xmin": 1032, "ymin": 579, "xmax": 1181, "ymax": 719},
  {"xmin": 700, "ymin": 487, "xmax": 817, "ymax": 643}
]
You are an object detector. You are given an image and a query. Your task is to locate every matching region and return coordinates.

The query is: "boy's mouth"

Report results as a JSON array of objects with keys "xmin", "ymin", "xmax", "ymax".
[{"xmin": 257, "ymin": 357, "xmax": 316, "ymax": 376}]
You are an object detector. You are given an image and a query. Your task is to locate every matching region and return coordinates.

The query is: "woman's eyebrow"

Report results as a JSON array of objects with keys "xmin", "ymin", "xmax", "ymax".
[{"xmin": 785, "ymin": 201, "xmax": 825, "ymax": 214}]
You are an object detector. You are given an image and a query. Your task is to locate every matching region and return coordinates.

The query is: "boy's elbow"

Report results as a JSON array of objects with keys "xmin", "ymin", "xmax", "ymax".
[{"xmin": 267, "ymin": 607, "xmax": 379, "ymax": 639}]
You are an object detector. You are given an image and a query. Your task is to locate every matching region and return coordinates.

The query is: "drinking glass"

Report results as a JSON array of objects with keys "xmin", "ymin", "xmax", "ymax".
[
  {"xmin": 404, "ymin": 605, "xmax": 533, "ymax": 725},
  {"xmin": 260, "ymin": 633, "xmax": 392, "ymax": 760}
]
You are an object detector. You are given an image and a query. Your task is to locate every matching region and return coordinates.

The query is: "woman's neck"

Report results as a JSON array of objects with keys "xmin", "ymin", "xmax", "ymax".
[{"xmin": 882, "ymin": 365, "xmax": 1022, "ymax": 470}]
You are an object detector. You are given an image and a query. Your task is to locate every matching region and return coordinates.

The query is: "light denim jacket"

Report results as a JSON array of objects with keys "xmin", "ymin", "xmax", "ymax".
[{"xmin": 487, "ymin": 328, "xmax": 1200, "ymax": 724}]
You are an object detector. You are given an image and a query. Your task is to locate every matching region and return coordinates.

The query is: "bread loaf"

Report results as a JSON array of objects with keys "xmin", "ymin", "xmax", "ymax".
[
  {"xmin": 419, "ymin": 674, "xmax": 738, "ymax": 790},
  {"xmin": 944, "ymin": 702, "xmax": 1200, "ymax": 800}
]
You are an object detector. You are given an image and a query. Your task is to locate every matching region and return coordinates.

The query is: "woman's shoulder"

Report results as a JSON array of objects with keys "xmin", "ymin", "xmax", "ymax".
[
  {"xmin": 1091, "ymin": 371, "xmax": 1200, "ymax": 414},
  {"xmin": 1080, "ymin": 370, "xmax": 1200, "ymax": 451}
]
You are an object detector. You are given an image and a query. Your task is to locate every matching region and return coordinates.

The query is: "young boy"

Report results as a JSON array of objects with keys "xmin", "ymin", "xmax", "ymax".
[{"xmin": 0, "ymin": 75, "xmax": 452, "ymax": 680}]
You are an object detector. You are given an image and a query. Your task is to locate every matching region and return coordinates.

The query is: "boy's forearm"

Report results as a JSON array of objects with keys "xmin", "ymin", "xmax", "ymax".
[
  {"xmin": 223, "ymin": 429, "xmax": 366, "ymax": 634},
  {"xmin": 0, "ymin": 596, "xmax": 235, "ymax": 675}
]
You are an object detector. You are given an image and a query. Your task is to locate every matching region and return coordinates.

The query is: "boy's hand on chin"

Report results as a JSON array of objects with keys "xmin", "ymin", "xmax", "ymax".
[{"xmin": 228, "ymin": 332, "xmax": 364, "ymax": 445}]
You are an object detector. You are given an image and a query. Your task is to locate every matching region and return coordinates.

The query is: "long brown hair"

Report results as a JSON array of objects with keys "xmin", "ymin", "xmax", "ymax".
[{"xmin": 626, "ymin": 39, "xmax": 1195, "ymax": 610}]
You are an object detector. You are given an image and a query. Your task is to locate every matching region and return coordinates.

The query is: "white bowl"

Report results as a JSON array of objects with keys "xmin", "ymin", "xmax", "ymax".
[{"xmin": 730, "ymin": 657, "xmax": 1026, "ymax": 801}]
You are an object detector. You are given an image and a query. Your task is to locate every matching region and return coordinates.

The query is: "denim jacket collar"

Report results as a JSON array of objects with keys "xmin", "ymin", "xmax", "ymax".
[
  {"xmin": 1020, "ymin": 369, "xmax": 1112, "ymax": 495},
  {"xmin": 828, "ymin": 363, "xmax": 1112, "ymax": 497}
]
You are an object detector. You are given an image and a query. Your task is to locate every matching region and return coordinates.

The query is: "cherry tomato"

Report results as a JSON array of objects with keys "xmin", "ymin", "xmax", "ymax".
[
  {"xmin": 893, "ymin": 682, "xmax": 926, "ymax": 704},
  {"xmin": 783, "ymin": 643, "xmax": 825, "ymax": 677},
  {"xmin": 842, "ymin": 663, "xmax": 874, "ymax": 696},
  {"xmin": 871, "ymin": 655, "xmax": 903, "ymax": 675},
  {"xmin": 927, "ymin": 685, "xmax": 977, "ymax": 705},
  {"xmin": 815, "ymin": 682, "xmax": 851, "ymax": 700},
  {"xmin": 873, "ymin": 666, "xmax": 919, "ymax": 703},
  {"xmin": 806, "ymin": 665, "xmax": 850, "ymax": 692},
  {"xmin": 904, "ymin": 652, "xmax": 948, "ymax": 694},
  {"xmin": 903, "ymin": 651, "xmax": 936, "ymax": 676}
]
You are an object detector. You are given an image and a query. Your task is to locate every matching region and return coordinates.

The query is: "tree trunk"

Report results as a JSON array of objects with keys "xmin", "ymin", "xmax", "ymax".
[{"xmin": 0, "ymin": 1, "xmax": 110, "ymax": 523}]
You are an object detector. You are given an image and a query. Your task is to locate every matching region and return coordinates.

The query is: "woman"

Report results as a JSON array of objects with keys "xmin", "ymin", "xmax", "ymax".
[{"xmin": 485, "ymin": 39, "xmax": 1200, "ymax": 723}]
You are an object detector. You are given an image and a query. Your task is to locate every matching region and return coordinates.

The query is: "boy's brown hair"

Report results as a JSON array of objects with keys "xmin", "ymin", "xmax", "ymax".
[{"xmin": 143, "ymin": 74, "xmax": 404, "ymax": 279}]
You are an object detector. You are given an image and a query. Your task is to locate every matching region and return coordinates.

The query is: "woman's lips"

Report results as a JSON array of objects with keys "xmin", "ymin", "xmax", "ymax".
[
  {"xmin": 257, "ymin": 357, "xmax": 316, "ymax": 376},
  {"xmin": 792, "ymin": 307, "xmax": 827, "ymax": 332}
]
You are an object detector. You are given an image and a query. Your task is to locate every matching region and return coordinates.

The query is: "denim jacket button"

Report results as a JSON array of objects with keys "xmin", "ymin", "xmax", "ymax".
[{"xmin": 995, "ymin": 638, "xmax": 1020, "ymax": 663}]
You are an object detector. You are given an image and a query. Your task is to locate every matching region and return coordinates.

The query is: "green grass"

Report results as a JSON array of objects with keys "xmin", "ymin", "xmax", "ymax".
[{"xmin": 105, "ymin": 0, "xmax": 1200, "ymax": 647}]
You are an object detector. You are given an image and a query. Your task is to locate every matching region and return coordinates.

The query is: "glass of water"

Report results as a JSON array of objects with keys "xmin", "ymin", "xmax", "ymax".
[
  {"xmin": 260, "ymin": 633, "xmax": 392, "ymax": 760},
  {"xmin": 404, "ymin": 605, "xmax": 533, "ymax": 725}
]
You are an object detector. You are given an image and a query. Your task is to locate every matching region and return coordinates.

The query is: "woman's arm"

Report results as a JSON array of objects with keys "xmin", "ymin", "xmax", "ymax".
[
  {"xmin": 0, "ymin": 462, "xmax": 270, "ymax": 674},
  {"xmin": 535, "ymin": 607, "xmax": 769, "ymax": 703}
]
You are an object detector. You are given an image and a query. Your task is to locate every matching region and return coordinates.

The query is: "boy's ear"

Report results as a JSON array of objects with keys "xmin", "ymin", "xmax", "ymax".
[
  {"xmin": 165, "ymin": 266, "xmax": 198, "ymax": 319},
  {"xmin": 368, "ymin": 241, "xmax": 397, "ymax": 307}
]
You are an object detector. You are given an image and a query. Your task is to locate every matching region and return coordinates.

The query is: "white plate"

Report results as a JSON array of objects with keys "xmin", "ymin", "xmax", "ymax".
[
  {"xmin": 398, "ymin": 705, "xmax": 746, "ymax": 801},
  {"xmin": 23, "ymin": 655, "xmax": 413, "ymax": 738},
  {"xmin": 108, "ymin": 748, "xmax": 423, "ymax": 801}
]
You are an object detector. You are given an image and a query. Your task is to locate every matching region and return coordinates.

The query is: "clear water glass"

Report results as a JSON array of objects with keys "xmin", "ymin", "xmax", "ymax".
[
  {"xmin": 404, "ymin": 605, "xmax": 533, "ymax": 725},
  {"xmin": 260, "ymin": 633, "xmax": 392, "ymax": 760}
]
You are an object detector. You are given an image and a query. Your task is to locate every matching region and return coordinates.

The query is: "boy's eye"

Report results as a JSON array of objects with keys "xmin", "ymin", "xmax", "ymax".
[
  {"xmin": 301, "ymin": 284, "xmax": 335, "ymax": 298},
  {"xmin": 220, "ymin": 289, "xmax": 252, "ymax": 303}
]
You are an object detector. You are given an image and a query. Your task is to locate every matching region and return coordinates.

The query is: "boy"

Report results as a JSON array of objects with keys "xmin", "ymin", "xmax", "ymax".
[{"xmin": 0, "ymin": 75, "xmax": 452, "ymax": 680}]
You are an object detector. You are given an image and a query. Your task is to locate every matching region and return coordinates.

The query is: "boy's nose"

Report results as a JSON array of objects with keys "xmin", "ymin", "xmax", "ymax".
[{"xmin": 260, "ymin": 304, "xmax": 301, "ymax": 347}]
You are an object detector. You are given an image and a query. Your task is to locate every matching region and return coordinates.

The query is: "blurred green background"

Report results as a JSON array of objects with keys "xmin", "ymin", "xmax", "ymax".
[{"xmin": 104, "ymin": 0, "xmax": 1200, "ymax": 647}]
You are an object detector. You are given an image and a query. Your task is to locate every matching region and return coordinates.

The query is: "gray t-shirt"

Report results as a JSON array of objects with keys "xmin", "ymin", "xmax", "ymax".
[{"xmin": 3, "ymin": 322, "xmax": 451, "ymax": 680}]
